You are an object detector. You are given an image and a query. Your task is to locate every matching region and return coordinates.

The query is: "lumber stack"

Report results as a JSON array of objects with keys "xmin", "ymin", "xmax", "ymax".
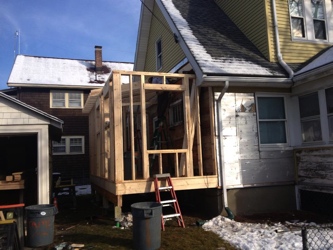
[{"xmin": 5, "ymin": 172, "xmax": 23, "ymax": 183}]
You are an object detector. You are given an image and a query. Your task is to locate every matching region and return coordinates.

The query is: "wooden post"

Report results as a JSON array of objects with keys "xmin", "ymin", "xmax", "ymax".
[
  {"xmin": 129, "ymin": 73, "xmax": 136, "ymax": 180},
  {"xmin": 113, "ymin": 72, "xmax": 124, "ymax": 182},
  {"xmin": 140, "ymin": 74, "xmax": 149, "ymax": 179},
  {"xmin": 209, "ymin": 87, "xmax": 218, "ymax": 175},
  {"xmin": 109, "ymin": 81, "xmax": 115, "ymax": 182},
  {"xmin": 183, "ymin": 76, "xmax": 192, "ymax": 177}
]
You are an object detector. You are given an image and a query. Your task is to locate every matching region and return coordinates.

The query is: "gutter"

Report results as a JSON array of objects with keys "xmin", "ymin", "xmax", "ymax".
[{"xmin": 271, "ymin": 0, "xmax": 294, "ymax": 79}]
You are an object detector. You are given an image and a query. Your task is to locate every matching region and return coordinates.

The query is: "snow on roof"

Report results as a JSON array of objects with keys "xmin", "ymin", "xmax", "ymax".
[
  {"xmin": 8, "ymin": 55, "xmax": 134, "ymax": 88},
  {"xmin": 295, "ymin": 46, "xmax": 333, "ymax": 76},
  {"xmin": 160, "ymin": 0, "xmax": 284, "ymax": 77}
]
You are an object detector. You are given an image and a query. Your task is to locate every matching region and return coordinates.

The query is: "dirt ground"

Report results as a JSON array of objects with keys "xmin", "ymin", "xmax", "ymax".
[{"xmin": 30, "ymin": 194, "xmax": 333, "ymax": 250}]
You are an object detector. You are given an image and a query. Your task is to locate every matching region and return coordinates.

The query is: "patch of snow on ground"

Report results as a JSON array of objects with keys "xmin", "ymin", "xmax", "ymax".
[{"xmin": 202, "ymin": 215, "xmax": 333, "ymax": 250}]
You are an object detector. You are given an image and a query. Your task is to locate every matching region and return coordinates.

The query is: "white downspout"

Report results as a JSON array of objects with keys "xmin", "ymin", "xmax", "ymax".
[
  {"xmin": 215, "ymin": 81, "xmax": 233, "ymax": 217},
  {"xmin": 272, "ymin": 0, "xmax": 294, "ymax": 78}
]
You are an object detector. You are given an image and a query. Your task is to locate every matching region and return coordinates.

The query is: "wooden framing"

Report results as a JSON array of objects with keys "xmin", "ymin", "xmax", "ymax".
[{"xmin": 84, "ymin": 71, "xmax": 218, "ymax": 207}]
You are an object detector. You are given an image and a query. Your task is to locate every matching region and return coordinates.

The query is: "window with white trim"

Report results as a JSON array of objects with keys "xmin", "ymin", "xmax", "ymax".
[
  {"xmin": 169, "ymin": 100, "xmax": 183, "ymax": 126},
  {"xmin": 257, "ymin": 96, "xmax": 287, "ymax": 144},
  {"xmin": 156, "ymin": 39, "xmax": 162, "ymax": 71},
  {"xmin": 52, "ymin": 136, "xmax": 85, "ymax": 155},
  {"xmin": 299, "ymin": 92, "xmax": 322, "ymax": 142},
  {"xmin": 289, "ymin": 0, "xmax": 332, "ymax": 41},
  {"xmin": 50, "ymin": 91, "xmax": 83, "ymax": 108}
]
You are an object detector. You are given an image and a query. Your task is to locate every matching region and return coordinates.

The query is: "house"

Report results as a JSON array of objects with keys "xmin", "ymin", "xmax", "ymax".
[
  {"xmin": 0, "ymin": 92, "xmax": 63, "ymax": 205},
  {"xmin": 6, "ymin": 46, "xmax": 133, "ymax": 188},
  {"xmin": 85, "ymin": 0, "xmax": 333, "ymax": 217}
]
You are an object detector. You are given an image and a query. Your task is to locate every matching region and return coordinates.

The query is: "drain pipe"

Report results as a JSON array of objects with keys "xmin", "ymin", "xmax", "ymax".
[
  {"xmin": 216, "ymin": 81, "xmax": 234, "ymax": 219},
  {"xmin": 272, "ymin": 0, "xmax": 301, "ymax": 210},
  {"xmin": 272, "ymin": 0, "xmax": 294, "ymax": 78}
]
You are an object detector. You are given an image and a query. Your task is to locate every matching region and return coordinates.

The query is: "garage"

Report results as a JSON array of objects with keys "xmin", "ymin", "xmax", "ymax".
[{"xmin": 0, "ymin": 92, "xmax": 63, "ymax": 205}]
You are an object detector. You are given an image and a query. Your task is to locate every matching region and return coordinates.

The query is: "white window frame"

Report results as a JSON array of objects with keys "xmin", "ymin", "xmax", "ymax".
[
  {"xmin": 169, "ymin": 100, "xmax": 183, "ymax": 126},
  {"xmin": 52, "ymin": 136, "xmax": 85, "ymax": 155},
  {"xmin": 156, "ymin": 38, "xmax": 162, "ymax": 71},
  {"xmin": 256, "ymin": 94, "xmax": 289, "ymax": 148},
  {"xmin": 50, "ymin": 90, "xmax": 83, "ymax": 108},
  {"xmin": 288, "ymin": 0, "xmax": 333, "ymax": 42}
]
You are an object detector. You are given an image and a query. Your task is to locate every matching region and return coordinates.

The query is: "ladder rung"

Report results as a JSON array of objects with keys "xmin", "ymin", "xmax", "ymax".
[
  {"xmin": 160, "ymin": 199, "xmax": 176, "ymax": 204},
  {"xmin": 154, "ymin": 173, "xmax": 171, "ymax": 178},
  {"xmin": 159, "ymin": 186, "xmax": 172, "ymax": 190},
  {"xmin": 163, "ymin": 213, "xmax": 180, "ymax": 219}
]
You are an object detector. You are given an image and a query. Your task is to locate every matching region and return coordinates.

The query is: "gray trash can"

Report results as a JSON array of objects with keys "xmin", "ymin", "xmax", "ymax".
[
  {"xmin": 131, "ymin": 202, "xmax": 162, "ymax": 250},
  {"xmin": 25, "ymin": 204, "xmax": 58, "ymax": 247}
]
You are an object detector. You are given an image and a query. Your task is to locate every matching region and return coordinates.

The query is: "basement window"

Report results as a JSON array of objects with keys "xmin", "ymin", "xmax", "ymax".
[
  {"xmin": 257, "ymin": 96, "xmax": 287, "ymax": 145},
  {"xmin": 50, "ymin": 90, "xmax": 83, "ymax": 108},
  {"xmin": 299, "ymin": 92, "xmax": 322, "ymax": 142},
  {"xmin": 52, "ymin": 136, "xmax": 85, "ymax": 155}
]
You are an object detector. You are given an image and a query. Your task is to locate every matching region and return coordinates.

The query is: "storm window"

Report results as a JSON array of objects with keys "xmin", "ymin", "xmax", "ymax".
[
  {"xmin": 299, "ymin": 92, "xmax": 322, "ymax": 142},
  {"xmin": 257, "ymin": 97, "xmax": 287, "ymax": 144},
  {"xmin": 325, "ymin": 87, "xmax": 333, "ymax": 140}
]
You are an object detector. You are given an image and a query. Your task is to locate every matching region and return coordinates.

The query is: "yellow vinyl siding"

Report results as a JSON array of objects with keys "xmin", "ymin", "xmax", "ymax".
[
  {"xmin": 214, "ymin": 0, "xmax": 273, "ymax": 61},
  {"xmin": 276, "ymin": 0, "xmax": 330, "ymax": 63},
  {"xmin": 144, "ymin": 4, "xmax": 185, "ymax": 72}
]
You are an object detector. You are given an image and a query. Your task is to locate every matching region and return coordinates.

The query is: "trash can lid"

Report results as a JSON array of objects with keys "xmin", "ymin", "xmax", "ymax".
[{"xmin": 131, "ymin": 201, "xmax": 162, "ymax": 210}]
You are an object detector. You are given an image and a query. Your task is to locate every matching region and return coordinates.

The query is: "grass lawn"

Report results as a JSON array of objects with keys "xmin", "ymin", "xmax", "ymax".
[{"xmin": 49, "ymin": 194, "xmax": 236, "ymax": 250}]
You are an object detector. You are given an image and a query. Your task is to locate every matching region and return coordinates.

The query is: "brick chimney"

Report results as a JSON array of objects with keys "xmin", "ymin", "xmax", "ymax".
[{"xmin": 95, "ymin": 45, "xmax": 102, "ymax": 73}]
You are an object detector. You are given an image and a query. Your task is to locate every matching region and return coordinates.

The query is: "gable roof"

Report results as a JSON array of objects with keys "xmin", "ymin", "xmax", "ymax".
[
  {"xmin": 8, "ymin": 55, "xmax": 134, "ymax": 89},
  {"xmin": 136, "ymin": 0, "xmax": 289, "ymax": 85},
  {"xmin": 0, "ymin": 92, "xmax": 63, "ymax": 129}
]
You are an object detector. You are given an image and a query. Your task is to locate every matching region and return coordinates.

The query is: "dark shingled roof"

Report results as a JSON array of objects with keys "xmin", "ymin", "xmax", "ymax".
[{"xmin": 163, "ymin": 0, "xmax": 288, "ymax": 77}]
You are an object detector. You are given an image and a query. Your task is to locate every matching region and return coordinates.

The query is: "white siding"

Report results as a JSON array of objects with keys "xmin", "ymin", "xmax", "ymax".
[{"xmin": 218, "ymin": 92, "xmax": 295, "ymax": 188}]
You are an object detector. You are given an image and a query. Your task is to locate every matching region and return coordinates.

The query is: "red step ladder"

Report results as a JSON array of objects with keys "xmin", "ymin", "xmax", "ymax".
[{"xmin": 153, "ymin": 173, "xmax": 185, "ymax": 231}]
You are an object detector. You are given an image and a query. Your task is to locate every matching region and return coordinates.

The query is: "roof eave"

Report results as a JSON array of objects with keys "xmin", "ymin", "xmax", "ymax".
[
  {"xmin": 201, "ymin": 75, "xmax": 292, "ymax": 88},
  {"xmin": 7, "ymin": 83, "xmax": 105, "ymax": 89},
  {"xmin": 293, "ymin": 62, "xmax": 333, "ymax": 86},
  {"xmin": 0, "ymin": 92, "xmax": 64, "ymax": 129}
]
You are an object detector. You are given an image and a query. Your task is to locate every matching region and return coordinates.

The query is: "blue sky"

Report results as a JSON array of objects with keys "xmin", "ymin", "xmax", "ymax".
[{"xmin": 0, "ymin": 0, "xmax": 141, "ymax": 90}]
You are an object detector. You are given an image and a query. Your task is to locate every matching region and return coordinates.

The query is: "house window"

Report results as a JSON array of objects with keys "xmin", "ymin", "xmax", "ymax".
[
  {"xmin": 289, "ymin": 0, "xmax": 329, "ymax": 41},
  {"xmin": 156, "ymin": 39, "xmax": 162, "ymax": 70},
  {"xmin": 257, "ymin": 97, "xmax": 287, "ymax": 144},
  {"xmin": 169, "ymin": 100, "xmax": 183, "ymax": 126},
  {"xmin": 325, "ymin": 87, "xmax": 333, "ymax": 140},
  {"xmin": 289, "ymin": 0, "xmax": 306, "ymax": 38},
  {"xmin": 52, "ymin": 136, "xmax": 84, "ymax": 155},
  {"xmin": 299, "ymin": 92, "xmax": 322, "ymax": 142},
  {"xmin": 50, "ymin": 91, "xmax": 83, "ymax": 108}
]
